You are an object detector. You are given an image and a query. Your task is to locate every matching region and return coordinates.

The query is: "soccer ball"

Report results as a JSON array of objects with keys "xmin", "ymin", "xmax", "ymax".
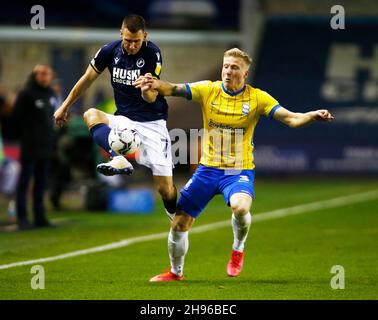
[{"xmin": 108, "ymin": 127, "xmax": 141, "ymax": 156}]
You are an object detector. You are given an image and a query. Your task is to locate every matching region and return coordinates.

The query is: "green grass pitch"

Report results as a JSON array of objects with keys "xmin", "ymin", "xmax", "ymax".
[{"xmin": 0, "ymin": 178, "xmax": 377, "ymax": 299}]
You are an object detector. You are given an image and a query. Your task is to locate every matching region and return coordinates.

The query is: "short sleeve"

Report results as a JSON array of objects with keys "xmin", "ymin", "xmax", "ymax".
[
  {"xmin": 90, "ymin": 44, "xmax": 112, "ymax": 73},
  {"xmin": 256, "ymin": 89, "xmax": 281, "ymax": 118},
  {"xmin": 143, "ymin": 48, "xmax": 163, "ymax": 79},
  {"xmin": 186, "ymin": 81, "xmax": 213, "ymax": 103}
]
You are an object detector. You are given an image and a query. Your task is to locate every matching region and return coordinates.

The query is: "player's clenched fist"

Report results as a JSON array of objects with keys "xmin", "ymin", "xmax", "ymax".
[
  {"xmin": 134, "ymin": 73, "xmax": 156, "ymax": 91},
  {"xmin": 312, "ymin": 109, "xmax": 334, "ymax": 122},
  {"xmin": 54, "ymin": 106, "xmax": 69, "ymax": 127},
  {"xmin": 134, "ymin": 73, "xmax": 159, "ymax": 103}
]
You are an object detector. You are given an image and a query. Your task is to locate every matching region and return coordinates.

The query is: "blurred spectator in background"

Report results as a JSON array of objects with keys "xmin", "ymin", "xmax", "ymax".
[
  {"xmin": 0, "ymin": 90, "xmax": 7, "ymax": 167},
  {"xmin": 49, "ymin": 77, "xmax": 69, "ymax": 210},
  {"xmin": 0, "ymin": 92, "xmax": 7, "ymax": 192},
  {"xmin": 0, "ymin": 84, "xmax": 19, "ymax": 223},
  {"xmin": 12, "ymin": 64, "xmax": 56, "ymax": 230},
  {"xmin": 0, "ymin": 84, "xmax": 17, "ymax": 142},
  {"xmin": 49, "ymin": 107, "xmax": 97, "ymax": 210}
]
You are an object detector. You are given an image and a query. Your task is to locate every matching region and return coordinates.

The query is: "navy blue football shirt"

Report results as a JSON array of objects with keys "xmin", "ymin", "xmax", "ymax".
[{"xmin": 90, "ymin": 40, "xmax": 168, "ymax": 122}]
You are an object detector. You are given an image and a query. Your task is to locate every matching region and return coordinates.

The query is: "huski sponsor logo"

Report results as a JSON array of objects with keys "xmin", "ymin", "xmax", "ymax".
[{"xmin": 112, "ymin": 67, "xmax": 141, "ymax": 85}]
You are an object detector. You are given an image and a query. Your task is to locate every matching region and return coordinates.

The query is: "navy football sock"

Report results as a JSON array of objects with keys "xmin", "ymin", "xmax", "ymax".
[
  {"xmin": 163, "ymin": 186, "xmax": 177, "ymax": 214},
  {"xmin": 90, "ymin": 123, "xmax": 118, "ymax": 157}
]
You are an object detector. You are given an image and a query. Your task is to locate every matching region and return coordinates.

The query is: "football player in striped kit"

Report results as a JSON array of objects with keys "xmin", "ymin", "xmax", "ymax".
[{"xmin": 135, "ymin": 48, "xmax": 334, "ymax": 281}]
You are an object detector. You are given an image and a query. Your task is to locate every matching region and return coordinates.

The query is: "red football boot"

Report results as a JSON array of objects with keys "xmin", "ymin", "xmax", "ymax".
[
  {"xmin": 227, "ymin": 250, "xmax": 244, "ymax": 277},
  {"xmin": 149, "ymin": 269, "xmax": 184, "ymax": 282}
]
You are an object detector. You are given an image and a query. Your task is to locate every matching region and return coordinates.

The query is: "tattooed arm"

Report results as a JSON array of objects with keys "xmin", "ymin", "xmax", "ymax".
[{"xmin": 134, "ymin": 74, "xmax": 188, "ymax": 100}]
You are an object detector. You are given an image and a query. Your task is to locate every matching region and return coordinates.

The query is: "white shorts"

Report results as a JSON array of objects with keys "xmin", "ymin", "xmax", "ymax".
[{"xmin": 106, "ymin": 114, "xmax": 173, "ymax": 176}]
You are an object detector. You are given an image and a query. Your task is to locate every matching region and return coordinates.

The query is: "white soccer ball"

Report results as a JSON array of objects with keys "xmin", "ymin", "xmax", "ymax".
[{"xmin": 108, "ymin": 127, "xmax": 141, "ymax": 156}]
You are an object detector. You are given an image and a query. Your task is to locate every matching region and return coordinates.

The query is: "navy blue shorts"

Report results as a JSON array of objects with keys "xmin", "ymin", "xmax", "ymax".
[{"xmin": 177, "ymin": 164, "xmax": 255, "ymax": 218}]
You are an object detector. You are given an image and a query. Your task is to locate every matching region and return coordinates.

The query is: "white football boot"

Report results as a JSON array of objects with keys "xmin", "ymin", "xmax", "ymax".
[{"xmin": 96, "ymin": 155, "xmax": 134, "ymax": 176}]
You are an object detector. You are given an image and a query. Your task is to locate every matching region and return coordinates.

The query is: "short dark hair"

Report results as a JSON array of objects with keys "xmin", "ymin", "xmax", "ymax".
[{"xmin": 121, "ymin": 15, "xmax": 146, "ymax": 33}]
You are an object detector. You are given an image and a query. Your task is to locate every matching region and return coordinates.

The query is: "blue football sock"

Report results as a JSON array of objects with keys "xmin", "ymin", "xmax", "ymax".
[{"xmin": 90, "ymin": 123, "xmax": 118, "ymax": 157}]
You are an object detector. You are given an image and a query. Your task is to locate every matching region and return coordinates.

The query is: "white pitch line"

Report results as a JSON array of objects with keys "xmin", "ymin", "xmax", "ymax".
[{"xmin": 1, "ymin": 189, "xmax": 377, "ymax": 271}]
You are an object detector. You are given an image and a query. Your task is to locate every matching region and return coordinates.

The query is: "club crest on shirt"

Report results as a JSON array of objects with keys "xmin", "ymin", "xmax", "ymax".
[
  {"xmin": 35, "ymin": 99, "xmax": 45, "ymax": 109},
  {"xmin": 114, "ymin": 57, "xmax": 120, "ymax": 64},
  {"xmin": 136, "ymin": 58, "xmax": 145, "ymax": 68},
  {"xmin": 242, "ymin": 103, "xmax": 250, "ymax": 115}
]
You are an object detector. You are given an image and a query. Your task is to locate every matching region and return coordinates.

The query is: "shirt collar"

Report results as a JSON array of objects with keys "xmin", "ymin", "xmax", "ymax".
[{"xmin": 221, "ymin": 82, "xmax": 246, "ymax": 96}]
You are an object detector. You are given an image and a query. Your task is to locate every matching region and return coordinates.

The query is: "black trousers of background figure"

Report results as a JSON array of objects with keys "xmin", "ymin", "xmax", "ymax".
[{"xmin": 16, "ymin": 158, "xmax": 50, "ymax": 226}]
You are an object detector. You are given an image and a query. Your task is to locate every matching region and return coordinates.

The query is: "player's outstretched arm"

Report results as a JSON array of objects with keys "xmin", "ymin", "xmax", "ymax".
[
  {"xmin": 273, "ymin": 106, "xmax": 334, "ymax": 128},
  {"xmin": 54, "ymin": 65, "xmax": 99, "ymax": 127},
  {"xmin": 134, "ymin": 75, "xmax": 188, "ymax": 99}
]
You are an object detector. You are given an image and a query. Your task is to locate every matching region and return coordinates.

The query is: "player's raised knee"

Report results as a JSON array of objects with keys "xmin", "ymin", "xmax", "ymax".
[
  {"xmin": 83, "ymin": 107, "xmax": 97, "ymax": 124},
  {"xmin": 83, "ymin": 108, "xmax": 106, "ymax": 128},
  {"xmin": 230, "ymin": 193, "xmax": 252, "ymax": 216},
  {"xmin": 231, "ymin": 203, "xmax": 249, "ymax": 216}
]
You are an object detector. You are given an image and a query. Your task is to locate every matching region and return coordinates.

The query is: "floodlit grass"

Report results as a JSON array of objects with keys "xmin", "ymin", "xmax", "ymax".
[{"xmin": 0, "ymin": 179, "xmax": 377, "ymax": 299}]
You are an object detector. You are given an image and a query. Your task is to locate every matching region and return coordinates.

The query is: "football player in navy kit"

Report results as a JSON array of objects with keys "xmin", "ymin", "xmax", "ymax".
[{"xmin": 54, "ymin": 15, "xmax": 177, "ymax": 220}]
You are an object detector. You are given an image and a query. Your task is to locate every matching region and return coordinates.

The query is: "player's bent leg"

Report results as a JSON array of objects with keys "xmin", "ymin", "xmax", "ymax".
[
  {"xmin": 83, "ymin": 108, "xmax": 109, "ymax": 128},
  {"xmin": 96, "ymin": 156, "xmax": 134, "ymax": 176},
  {"xmin": 84, "ymin": 108, "xmax": 134, "ymax": 176},
  {"xmin": 227, "ymin": 193, "xmax": 253, "ymax": 277},
  {"xmin": 153, "ymin": 175, "xmax": 177, "ymax": 221},
  {"xmin": 150, "ymin": 211, "xmax": 194, "ymax": 282},
  {"xmin": 150, "ymin": 168, "xmax": 212, "ymax": 282},
  {"xmin": 229, "ymin": 192, "xmax": 253, "ymax": 217}
]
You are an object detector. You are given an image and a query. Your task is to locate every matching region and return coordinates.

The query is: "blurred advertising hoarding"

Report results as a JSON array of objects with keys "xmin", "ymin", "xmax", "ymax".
[{"xmin": 253, "ymin": 17, "xmax": 378, "ymax": 174}]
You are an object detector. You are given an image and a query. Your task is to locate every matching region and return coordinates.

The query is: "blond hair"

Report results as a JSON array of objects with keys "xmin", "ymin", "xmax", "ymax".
[{"xmin": 224, "ymin": 48, "xmax": 252, "ymax": 67}]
